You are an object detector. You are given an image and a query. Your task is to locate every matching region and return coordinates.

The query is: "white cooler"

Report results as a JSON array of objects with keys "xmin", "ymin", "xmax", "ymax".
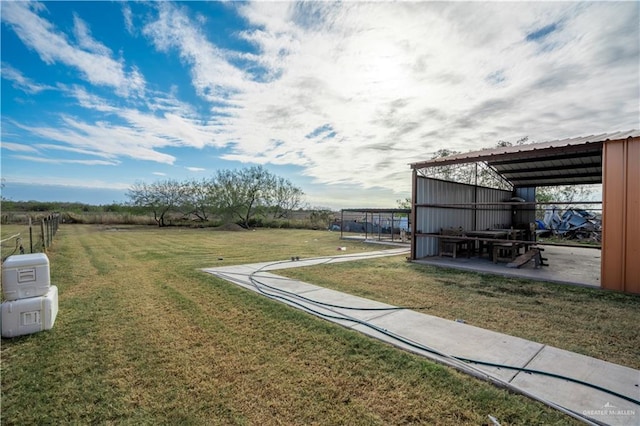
[
  {"xmin": 2, "ymin": 253, "xmax": 51, "ymax": 301},
  {"xmin": 1, "ymin": 285, "xmax": 58, "ymax": 338}
]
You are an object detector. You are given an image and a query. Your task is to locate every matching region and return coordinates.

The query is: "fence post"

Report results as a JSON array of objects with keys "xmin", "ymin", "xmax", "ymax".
[
  {"xmin": 48, "ymin": 215, "xmax": 53, "ymax": 246},
  {"xmin": 41, "ymin": 218, "xmax": 46, "ymax": 250},
  {"xmin": 29, "ymin": 216, "xmax": 34, "ymax": 253}
]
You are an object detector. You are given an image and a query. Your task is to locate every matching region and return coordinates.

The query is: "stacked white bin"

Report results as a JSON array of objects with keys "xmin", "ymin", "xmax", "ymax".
[{"xmin": 1, "ymin": 253, "xmax": 58, "ymax": 338}]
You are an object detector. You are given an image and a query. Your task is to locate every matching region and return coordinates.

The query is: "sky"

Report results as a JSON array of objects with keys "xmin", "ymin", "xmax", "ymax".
[{"xmin": 1, "ymin": 1, "xmax": 638, "ymax": 209}]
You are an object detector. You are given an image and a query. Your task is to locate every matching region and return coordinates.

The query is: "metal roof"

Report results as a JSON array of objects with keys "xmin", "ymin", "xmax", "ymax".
[{"xmin": 410, "ymin": 130, "xmax": 640, "ymax": 188}]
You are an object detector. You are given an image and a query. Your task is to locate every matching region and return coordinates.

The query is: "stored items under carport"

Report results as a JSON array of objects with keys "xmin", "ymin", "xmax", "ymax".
[{"xmin": 507, "ymin": 247, "xmax": 548, "ymax": 269}]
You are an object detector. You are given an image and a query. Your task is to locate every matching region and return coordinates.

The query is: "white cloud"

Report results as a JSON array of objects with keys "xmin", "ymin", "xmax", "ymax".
[
  {"xmin": 64, "ymin": 85, "xmax": 118, "ymax": 112},
  {"xmin": 215, "ymin": 2, "xmax": 638, "ymax": 196},
  {"xmin": 1, "ymin": 142, "xmax": 39, "ymax": 153},
  {"xmin": 3, "ymin": 175, "xmax": 130, "ymax": 190},
  {"xmin": 186, "ymin": 167, "xmax": 205, "ymax": 172},
  {"xmin": 13, "ymin": 116, "xmax": 176, "ymax": 164},
  {"xmin": 122, "ymin": 3, "xmax": 134, "ymax": 35},
  {"xmin": 4, "ymin": 2, "xmax": 637, "ymax": 208},
  {"xmin": 72, "ymin": 13, "xmax": 112, "ymax": 56},
  {"xmin": 143, "ymin": 2, "xmax": 251, "ymax": 102},
  {"xmin": 1, "ymin": 2, "xmax": 145, "ymax": 97},
  {"xmin": 118, "ymin": 109, "xmax": 227, "ymax": 149},
  {"xmin": 35, "ymin": 142, "xmax": 117, "ymax": 158},
  {"xmin": 18, "ymin": 87, "xmax": 228, "ymax": 164},
  {"xmin": 1, "ymin": 63, "xmax": 54, "ymax": 94},
  {"xmin": 12, "ymin": 155, "xmax": 118, "ymax": 166}
]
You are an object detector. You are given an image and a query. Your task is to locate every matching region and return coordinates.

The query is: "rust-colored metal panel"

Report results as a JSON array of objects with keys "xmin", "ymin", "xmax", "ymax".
[
  {"xmin": 602, "ymin": 141, "xmax": 625, "ymax": 290},
  {"xmin": 601, "ymin": 137, "xmax": 640, "ymax": 294},
  {"xmin": 624, "ymin": 139, "xmax": 640, "ymax": 292}
]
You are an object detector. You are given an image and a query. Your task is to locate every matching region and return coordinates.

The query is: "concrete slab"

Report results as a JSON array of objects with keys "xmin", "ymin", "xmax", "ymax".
[
  {"xmin": 415, "ymin": 245, "xmax": 601, "ymax": 288},
  {"xmin": 203, "ymin": 263, "xmax": 274, "ymax": 276},
  {"xmin": 260, "ymin": 247, "xmax": 410, "ymax": 271},
  {"xmin": 509, "ymin": 346, "xmax": 640, "ymax": 426},
  {"xmin": 341, "ymin": 235, "xmax": 411, "ymax": 247},
  {"xmin": 215, "ymin": 270, "xmax": 405, "ymax": 328},
  {"xmin": 202, "ymin": 248, "xmax": 639, "ymax": 425},
  {"xmin": 250, "ymin": 272, "xmax": 326, "ymax": 295},
  {"xmin": 351, "ymin": 309, "xmax": 544, "ymax": 383},
  {"xmin": 204, "ymin": 248, "xmax": 409, "ymax": 276}
]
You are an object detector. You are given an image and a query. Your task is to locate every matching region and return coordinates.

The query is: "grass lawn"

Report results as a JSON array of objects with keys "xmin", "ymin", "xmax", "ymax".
[{"xmin": 2, "ymin": 224, "xmax": 621, "ymax": 424}]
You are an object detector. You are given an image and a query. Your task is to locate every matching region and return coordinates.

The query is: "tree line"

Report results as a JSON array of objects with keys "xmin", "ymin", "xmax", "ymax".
[{"xmin": 126, "ymin": 165, "xmax": 305, "ymax": 228}]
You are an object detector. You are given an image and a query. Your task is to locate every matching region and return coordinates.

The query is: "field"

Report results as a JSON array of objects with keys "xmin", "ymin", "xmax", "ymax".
[{"xmin": 2, "ymin": 225, "xmax": 637, "ymax": 424}]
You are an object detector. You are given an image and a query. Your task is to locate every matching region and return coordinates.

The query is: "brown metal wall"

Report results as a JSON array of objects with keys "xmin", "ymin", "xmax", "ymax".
[{"xmin": 601, "ymin": 137, "xmax": 640, "ymax": 294}]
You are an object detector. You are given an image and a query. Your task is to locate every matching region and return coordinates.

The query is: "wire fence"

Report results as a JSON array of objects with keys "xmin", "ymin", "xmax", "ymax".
[{"xmin": 1, "ymin": 213, "xmax": 60, "ymax": 262}]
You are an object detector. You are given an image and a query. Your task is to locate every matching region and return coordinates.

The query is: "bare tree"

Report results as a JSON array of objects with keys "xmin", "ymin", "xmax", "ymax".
[
  {"xmin": 396, "ymin": 197, "xmax": 411, "ymax": 209},
  {"xmin": 269, "ymin": 177, "xmax": 304, "ymax": 219},
  {"xmin": 182, "ymin": 178, "xmax": 216, "ymax": 222},
  {"xmin": 427, "ymin": 148, "xmax": 465, "ymax": 182},
  {"xmin": 127, "ymin": 166, "xmax": 305, "ymax": 229},
  {"xmin": 126, "ymin": 180, "xmax": 186, "ymax": 227},
  {"xmin": 213, "ymin": 166, "xmax": 274, "ymax": 228}
]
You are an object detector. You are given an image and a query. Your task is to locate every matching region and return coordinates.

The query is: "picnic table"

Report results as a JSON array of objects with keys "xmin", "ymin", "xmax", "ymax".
[
  {"xmin": 429, "ymin": 227, "xmax": 537, "ymax": 262},
  {"xmin": 438, "ymin": 228, "xmax": 473, "ymax": 258},
  {"xmin": 465, "ymin": 230, "xmax": 508, "ymax": 259},
  {"xmin": 465, "ymin": 229, "xmax": 527, "ymax": 262}
]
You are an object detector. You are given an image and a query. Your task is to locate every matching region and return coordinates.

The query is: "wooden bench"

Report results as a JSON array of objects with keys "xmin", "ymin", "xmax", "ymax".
[
  {"xmin": 507, "ymin": 247, "xmax": 548, "ymax": 268},
  {"xmin": 492, "ymin": 242, "xmax": 523, "ymax": 263},
  {"xmin": 439, "ymin": 228, "xmax": 472, "ymax": 258},
  {"xmin": 491, "ymin": 226, "xmax": 525, "ymax": 263}
]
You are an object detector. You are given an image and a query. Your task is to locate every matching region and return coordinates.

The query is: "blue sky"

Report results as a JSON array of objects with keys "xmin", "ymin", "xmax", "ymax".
[{"xmin": 1, "ymin": 1, "xmax": 638, "ymax": 208}]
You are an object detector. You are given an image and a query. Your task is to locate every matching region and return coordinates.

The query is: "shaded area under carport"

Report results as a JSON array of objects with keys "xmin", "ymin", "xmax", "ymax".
[{"xmin": 413, "ymin": 245, "xmax": 601, "ymax": 288}]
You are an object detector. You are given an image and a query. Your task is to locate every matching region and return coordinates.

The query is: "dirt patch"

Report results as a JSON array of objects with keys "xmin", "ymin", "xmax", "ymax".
[{"xmin": 212, "ymin": 223, "xmax": 247, "ymax": 232}]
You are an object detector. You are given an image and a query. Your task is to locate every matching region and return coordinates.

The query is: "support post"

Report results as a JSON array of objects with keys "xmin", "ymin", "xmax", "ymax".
[{"xmin": 29, "ymin": 216, "xmax": 33, "ymax": 253}]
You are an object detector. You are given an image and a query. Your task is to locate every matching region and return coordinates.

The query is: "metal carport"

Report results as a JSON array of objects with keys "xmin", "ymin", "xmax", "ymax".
[
  {"xmin": 409, "ymin": 130, "xmax": 640, "ymax": 294},
  {"xmin": 339, "ymin": 208, "xmax": 411, "ymax": 244}
]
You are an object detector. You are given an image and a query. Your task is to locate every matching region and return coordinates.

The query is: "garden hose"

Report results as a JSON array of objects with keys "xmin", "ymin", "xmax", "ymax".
[{"xmin": 228, "ymin": 255, "xmax": 639, "ymax": 424}]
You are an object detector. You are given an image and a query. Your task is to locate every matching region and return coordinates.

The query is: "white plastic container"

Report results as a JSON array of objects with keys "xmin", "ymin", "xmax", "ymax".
[
  {"xmin": 1, "ymin": 285, "xmax": 58, "ymax": 338},
  {"xmin": 2, "ymin": 253, "xmax": 51, "ymax": 301}
]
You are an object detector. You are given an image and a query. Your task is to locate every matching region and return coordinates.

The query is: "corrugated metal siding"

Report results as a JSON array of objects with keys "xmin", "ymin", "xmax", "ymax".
[
  {"xmin": 416, "ymin": 178, "xmax": 474, "ymax": 230},
  {"xmin": 602, "ymin": 137, "xmax": 640, "ymax": 294},
  {"xmin": 475, "ymin": 186, "xmax": 512, "ymax": 230},
  {"xmin": 414, "ymin": 177, "xmax": 513, "ymax": 257},
  {"xmin": 418, "ymin": 178, "xmax": 474, "ymax": 205},
  {"xmin": 513, "ymin": 187, "xmax": 536, "ymax": 225}
]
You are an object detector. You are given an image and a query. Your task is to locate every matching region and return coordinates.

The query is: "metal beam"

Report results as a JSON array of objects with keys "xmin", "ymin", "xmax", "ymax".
[
  {"xmin": 496, "ymin": 164, "xmax": 601, "ymax": 175},
  {"xmin": 503, "ymin": 171, "xmax": 601, "ymax": 181},
  {"xmin": 488, "ymin": 152, "xmax": 601, "ymax": 167}
]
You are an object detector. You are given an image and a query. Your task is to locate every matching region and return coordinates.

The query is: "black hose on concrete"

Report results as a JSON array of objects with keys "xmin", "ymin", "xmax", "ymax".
[{"xmin": 236, "ymin": 255, "xmax": 638, "ymax": 425}]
